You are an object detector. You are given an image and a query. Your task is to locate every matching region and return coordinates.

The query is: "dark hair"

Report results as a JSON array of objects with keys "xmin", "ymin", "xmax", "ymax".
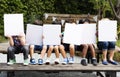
[
  {"xmin": 78, "ymin": 19, "xmax": 84, "ymax": 24},
  {"xmin": 83, "ymin": 18, "xmax": 90, "ymax": 23}
]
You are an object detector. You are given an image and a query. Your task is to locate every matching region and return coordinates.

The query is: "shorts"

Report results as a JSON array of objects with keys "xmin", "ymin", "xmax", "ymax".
[{"xmin": 97, "ymin": 41, "xmax": 115, "ymax": 51}]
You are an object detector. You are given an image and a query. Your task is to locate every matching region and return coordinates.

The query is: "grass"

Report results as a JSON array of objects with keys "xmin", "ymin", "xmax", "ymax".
[{"xmin": 0, "ymin": 36, "xmax": 8, "ymax": 43}]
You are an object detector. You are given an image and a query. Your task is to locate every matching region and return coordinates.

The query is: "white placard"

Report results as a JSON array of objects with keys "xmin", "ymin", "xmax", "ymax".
[
  {"xmin": 98, "ymin": 20, "xmax": 117, "ymax": 41},
  {"xmin": 43, "ymin": 24, "xmax": 61, "ymax": 45},
  {"xmin": 79, "ymin": 24, "xmax": 96, "ymax": 44},
  {"xmin": 4, "ymin": 14, "xmax": 24, "ymax": 36},
  {"xmin": 63, "ymin": 23, "xmax": 82, "ymax": 45},
  {"xmin": 63, "ymin": 23, "xmax": 96, "ymax": 45},
  {"xmin": 26, "ymin": 24, "xmax": 43, "ymax": 45}
]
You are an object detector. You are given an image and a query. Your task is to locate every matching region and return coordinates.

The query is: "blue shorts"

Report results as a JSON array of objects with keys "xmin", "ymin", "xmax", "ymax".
[
  {"xmin": 97, "ymin": 41, "xmax": 115, "ymax": 51},
  {"xmin": 34, "ymin": 45, "xmax": 43, "ymax": 51}
]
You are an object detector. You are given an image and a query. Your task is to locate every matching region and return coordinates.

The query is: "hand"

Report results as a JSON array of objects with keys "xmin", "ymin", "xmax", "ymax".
[
  {"xmin": 5, "ymin": 34, "xmax": 12, "ymax": 38},
  {"xmin": 19, "ymin": 32, "xmax": 25, "ymax": 37}
]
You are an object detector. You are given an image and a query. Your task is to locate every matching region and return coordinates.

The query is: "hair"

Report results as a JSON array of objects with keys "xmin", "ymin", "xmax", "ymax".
[
  {"xmin": 78, "ymin": 19, "xmax": 84, "ymax": 24},
  {"xmin": 83, "ymin": 18, "xmax": 90, "ymax": 23},
  {"xmin": 33, "ymin": 19, "xmax": 43, "ymax": 25}
]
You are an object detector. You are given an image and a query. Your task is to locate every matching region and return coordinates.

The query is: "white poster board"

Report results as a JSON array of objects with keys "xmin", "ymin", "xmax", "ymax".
[
  {"xmin": 26, "ymin": 24, "xmax": 43, "ymax": 45},
  {"xmin": 4, "ymin": 14, "xmax": 24, "ymax": 36},
  {"xmin": 98, "ymin": 20, "xmax": 117, "ymax": 41},
  {"xmin": 63, "ymin": 23, "xmax": 96, "ymax": 45},
  {"xmin": 43, "ymin": 24, "xmax": 61, "ymax": 45},
  {"xmin": 79, "ymin": 24, "xmax": 96, "ymax": 44},
  {"xmin": 63, "ymin": 23, "xmax": 82, "ymax": 44}
]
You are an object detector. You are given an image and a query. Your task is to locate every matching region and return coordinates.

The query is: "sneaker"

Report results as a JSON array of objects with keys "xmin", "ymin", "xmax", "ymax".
[
  {"xmin": 30, "ymin": 58, "xmax": 36, "ymax": 65},
  {"xmin": 45, "ymin": 59, "xmax": 50, "ymax": 65},
  {"xmin": 62, "ymin": 58, "xmax": 68, "ymax": 65},
  {"xmin": 102, "ymin": 61, "xmax": 108, "ymax": 65},
  {"xmin": 108, "ymin": 60, "xmax": 118, "ymax": 65},
  {"xmin": 7, "ymin": 59, "xmax": 16, "ymax": 65},
  {"xmin": 23, "ymin": 59, "xmax": 29, "ymax": 66},
  {"xmin": 54, "ymin": 58, "xmax": 60, "ymax": 64},
  {"xmin": 92, "ymin": 58, "xmax": 97, "ymax": 66},
  {"xmin": 38, "ymin": 59, "xmax": 43, "ymax": 65},
  {"xmin": 81, "ymin": 58, "xmax": 88, "ymax": 66},
  {"xmin": 69, "ymin": 57, "xmax": 74, "ymax": 64}
]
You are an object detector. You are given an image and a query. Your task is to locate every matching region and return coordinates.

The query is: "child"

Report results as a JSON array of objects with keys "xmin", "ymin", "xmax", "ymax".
[
  {"xmin": 78, "ymin": 19, "xmax": 97, "ymax": 66},
  {"xmin": 6, "ymin": 33, "xmax": 29, "ymax": 65},
  {"xmin": 29, "ymin": 44, "xmax": 53, "ymax": 65},
  {"xmin": 97, "ymin": 18, "xmax": 118, "ymax": 65}
]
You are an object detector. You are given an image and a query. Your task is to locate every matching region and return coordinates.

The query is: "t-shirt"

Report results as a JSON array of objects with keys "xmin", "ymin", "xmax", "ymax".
[{"xmin": 12, "ymin": 36, "xmax": 21, "ymax": 46}]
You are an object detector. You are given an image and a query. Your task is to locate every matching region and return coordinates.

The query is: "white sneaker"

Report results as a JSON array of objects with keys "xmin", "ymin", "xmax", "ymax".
[
  {"xmin": 23, "ymin": 59, "xmax": 29, "ymax": 66},
  {"xmin": 45, "ymin": 59, "xmax": 50, "ymax": 65},
  {"xmin": 54, "ymin": 58, "xmax": 60, "ymax": 64}
]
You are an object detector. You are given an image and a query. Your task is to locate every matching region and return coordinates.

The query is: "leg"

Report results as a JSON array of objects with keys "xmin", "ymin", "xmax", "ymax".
[
  {"xmin": 69, "ymin": 44, "xmax": 75, "ymax": 57},
  {"xmin": 45, "ymin": 45, "xmax": 54, "ymax": 64},
  {"xmin": 29, "ymin": 45, "xmax": 34, "ymax": 59},
  {"xmin": 81, "ymin": 44, "xmax": 88, "ymax": 58},
  {"xmin": 54, "ymin": 45, "xmax": 60, "ymax": 64},
  {"xmin": 69, "ymin": 44, "xmax": 75, "ymax": 64},
  {"xmin": 40, "ymin": 45, "xmax": 47, "ymax": 59},
  {"xmin": 80, "ymin": 44, "xmax": 88, "ymax": 66},
  {"xmin": 59, "ymin": 45, "xmax": 68, "ymax": 65},
  {"xmin": 7, "ymin": 46, "xmax": 16, "ymax": 60},
  {"xmin": 59, "ymin": 45, "xmax": 67, "ymax": 58},
  {"xmin": 21, "ymin": 45, "xmax": 29, "ymax": 65},
  {"xmin": 21, "ymin": 45, "xmax": 29, "ymax": 60}
]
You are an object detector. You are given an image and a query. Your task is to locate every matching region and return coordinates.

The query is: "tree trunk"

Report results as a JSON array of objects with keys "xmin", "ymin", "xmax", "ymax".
[{"xmin": 108, "ymin": 0, "xmax": 120, "ymax": 21}]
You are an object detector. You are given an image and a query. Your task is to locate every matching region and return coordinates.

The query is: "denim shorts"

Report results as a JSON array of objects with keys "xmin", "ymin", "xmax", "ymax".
[{"xmin": 97, "ymin": 41, "xmax": 116, "ymax": 51}]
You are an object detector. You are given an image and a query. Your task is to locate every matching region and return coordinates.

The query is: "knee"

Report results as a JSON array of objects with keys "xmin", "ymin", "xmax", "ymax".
[
  {"xmin": 7, "ymin": 46, "xmax": 14, "ymax": 52},
  {"xmin": 30, "ymin": 45, "xmax": 34, "ymax": 50},
  {"xmin": 43, "ymin": 45, "xmax": 47, "ymax": 50},
  {"xmin": 59, "ymin": 45, "xmax": 64, "ymax": 50},
  {"xmin": 23, "ymin": 45, "xmax": 29, "ymax": 51},
  {"xmin": 49, "ymin": 45, "xmax": 54, "ymax": 51},
  {"xmin": 69, "ymin": 44, "xmax": 74, "ymax": 50},
  {"xmin": 83, "ymin": 44, "xmax": 88, "ymax": 49}
]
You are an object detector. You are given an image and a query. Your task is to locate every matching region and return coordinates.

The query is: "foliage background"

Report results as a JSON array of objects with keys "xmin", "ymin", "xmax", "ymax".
[{"xmin": 0, "ymin": 0, "xmax": 119, "ymax": 42}]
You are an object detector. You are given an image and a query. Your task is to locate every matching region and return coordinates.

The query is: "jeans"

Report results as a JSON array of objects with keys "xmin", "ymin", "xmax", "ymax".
[{"xmin": 7, "ymin": 45, "xmax": 29, "ymax": 60}]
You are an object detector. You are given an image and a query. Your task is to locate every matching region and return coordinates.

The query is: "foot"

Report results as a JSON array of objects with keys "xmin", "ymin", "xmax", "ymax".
[
  {"xmin": 81, "ymin": 58, "xmax": 87, "ymax": 66},
  {"xmin": 92, "ymin": 58, "xmax": 97, "ymax": 66},
  {"xmin": 38, "ymin": 59, "xmax": 43, "ymax": 65},
  {"xmin": 7, "ymin": 59, "xmax": 16, "ymax": 65},
  {"xmin": 54, "ymin": 58, "xmax": 60, "ymax": 64},
  {"xmin": 30, "ymin": 58, "xmax": 36, "ymax": 65},
  {"xmin": 45, "ymin": 59, "xmax": 50, "ymax": 65},
  {"xmin": 108, "ymin": 60, "xmax": 118, "ymax": 65},
  {"xmin": 62, "ymin": 58, "xmax": 69, "ymax": 65},
  {"xmin": 102, "ymin": 60, "xmax": 108, "ymax": 65},
  {"xmin": 23, "ymin": 59, "xmax": 29, "ymax": 66},
  {"xmin": 69, "ymin": 57, "xmax": 74, "ymax": 64}
]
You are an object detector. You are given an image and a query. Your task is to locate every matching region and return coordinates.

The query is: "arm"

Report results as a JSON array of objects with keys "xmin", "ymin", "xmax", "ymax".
[
  {"xmin": 6, "ymin": 35, "xmax": 14, "ymax": 46},
  {"xmin": 18, "ymin": 33, "xmax": 26, "ymax": 45}
]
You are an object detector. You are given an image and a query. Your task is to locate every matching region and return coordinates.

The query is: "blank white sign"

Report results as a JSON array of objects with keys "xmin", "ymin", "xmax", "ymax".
[
  {"xmin": 4, "ymin": 14, "xmax": 24, "ymax": 36},
  {"xmin": 63, "ymin": 23, "xmax": 96, "ymax": 45},
  {"xmin": 98, "ymin": 20, "xmax": 117, "ymax": 41},
  {"xmin": 79, "ymin": 24, "xmax": 96, "ymax": 44},
  {"xmin": 63, "ymin": 23, "xmax": 81, "ymax": 45},
  {"xmin": 43, "ymin": 24, "xmax": 61, "ymax": 45},
  {"xmin": 26, "ymin": 24, "xmax": 43, "ymax": 45}
]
